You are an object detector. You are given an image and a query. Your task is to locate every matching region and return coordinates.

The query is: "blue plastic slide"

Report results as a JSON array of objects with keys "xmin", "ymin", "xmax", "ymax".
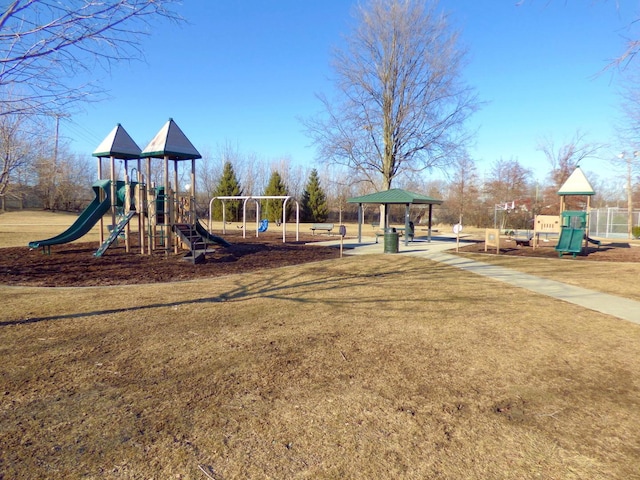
[{"xmin": 29, "ymin": 179, "xmax": 112, "ymax": 251}]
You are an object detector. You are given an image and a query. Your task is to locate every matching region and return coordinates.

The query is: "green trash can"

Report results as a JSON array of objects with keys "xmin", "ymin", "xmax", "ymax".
[{"xmin": 383, "ymin": 228, "xmax": 399, "ymax": 254}]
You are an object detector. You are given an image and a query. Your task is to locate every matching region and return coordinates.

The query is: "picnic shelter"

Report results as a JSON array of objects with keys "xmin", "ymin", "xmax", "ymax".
[{"xmin": 347, "ymin": 189, "xmax": 443, "ymax": 245}]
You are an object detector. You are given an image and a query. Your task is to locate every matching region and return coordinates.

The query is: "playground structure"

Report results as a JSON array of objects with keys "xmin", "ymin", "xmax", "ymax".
[
  {"xmin": 553, "ymin": 166, "xmax": 601, "ymax": 257},
  {"xmin": 483, "ymin": 167, "xmax": 600, "ymax": 256},
  {"xmin": 208, "ymin": 195, "xmax": 301, "ymax": 243},
  {"xmin": 532, "ymin": 167, "xmax": 602, "ymax": 257},
  {"xmin": 29, "ymin": 119, "xmax": 229, "ymax": 262}
]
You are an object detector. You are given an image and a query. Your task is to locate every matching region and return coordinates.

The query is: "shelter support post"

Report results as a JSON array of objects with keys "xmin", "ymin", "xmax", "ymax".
[
  {"xmin": 404, "ymin": 203, "xmax": 410, "ymax": 246},
  {"xmin": 357, "ymin": 204, "xmax": 363, "ymax": 243}
]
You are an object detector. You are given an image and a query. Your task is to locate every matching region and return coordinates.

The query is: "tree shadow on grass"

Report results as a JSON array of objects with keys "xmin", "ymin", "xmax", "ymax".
[{"xmin": 2, "ymin": 260, "xmax": 461, "ymax": 327}]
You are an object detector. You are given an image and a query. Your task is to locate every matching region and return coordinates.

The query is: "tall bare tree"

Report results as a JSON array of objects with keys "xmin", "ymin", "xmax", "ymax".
[
  {"xmin": 0, "ymin": 0, "xmax": 180, "ymax": 117},
  {"xmin": 537, "ymin": 131, "xmax": 602, "ymax": 190},
  {"xmin": 305, "ymin": 0, "xmax": 478, "ymax": 191},
  {"xmin": 444, "ymin": 154, "xmax": 480, "ymax": 225},
  {"xmin": 0, "ymin": 109, "xmax": 35, "ymax": 210},
  {"xmin": 484, "ymin": 157, "xmax": 533, "ymax": 229}
]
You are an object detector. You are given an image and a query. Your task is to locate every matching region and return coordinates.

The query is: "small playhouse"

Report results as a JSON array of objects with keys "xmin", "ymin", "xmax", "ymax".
[
  {"xmin": 534, "ymin": 166, "xmax": 599, "ymax": 257},
  {"xmin": 484, "ymin": 167, "xmax": 600, "ymax": 257}
]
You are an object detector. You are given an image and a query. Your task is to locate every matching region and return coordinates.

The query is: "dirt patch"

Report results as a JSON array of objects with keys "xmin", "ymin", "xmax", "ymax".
[
  {"xmin": 1, "ymin": 231, "xmax": 340, "ymax": 287},
  {"xmin": 456, "ymin": 237, "xmax": 640, "ymax": 262}
]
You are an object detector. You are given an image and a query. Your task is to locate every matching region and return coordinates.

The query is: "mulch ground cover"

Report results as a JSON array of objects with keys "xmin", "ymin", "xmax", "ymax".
[
  {"xmin": 456, "ymin": 237, "xmax": 640, "ymax": 262},
  {"xmin": 3, "ymin": 231, "xmax": 640, "ymax": 288},
  {"xmin": 0, "ymin": 231, "xmax": 340, "ymax": 287}
]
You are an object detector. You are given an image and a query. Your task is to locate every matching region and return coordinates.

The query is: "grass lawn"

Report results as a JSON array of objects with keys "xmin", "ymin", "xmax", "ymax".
[
  {"xmin": 454, "ymin": 252, "xmax": 640, "ymax": 303},
  {"xmin": 1, "ymin": 211, "xmax": 640, "ymax": 478},
  {"xmin": 2, "ymin": 256, "xmax": 640, "ymax": 478}
]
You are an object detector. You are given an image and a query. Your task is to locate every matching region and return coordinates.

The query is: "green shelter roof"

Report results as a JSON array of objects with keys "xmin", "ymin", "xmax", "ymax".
[{"xmin": 347, "ymin": 188, "xmax": 442, "ymax": 205}]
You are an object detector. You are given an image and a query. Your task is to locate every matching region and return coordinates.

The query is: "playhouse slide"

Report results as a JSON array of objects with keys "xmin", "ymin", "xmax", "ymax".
[
  {"xmin": 28, "ymin": 179, "xmax": 112, "ymax": 250},
  {"xmin": 586, "ymin": 236, "xmax": 601, "ymax": 247},
  {"xmin": 555, "ymin": 227, "xmax": 585, "ymax": 256},
  {"xmin": 196, "ymin": 219, "xmax": 231, "ymax": 247}
]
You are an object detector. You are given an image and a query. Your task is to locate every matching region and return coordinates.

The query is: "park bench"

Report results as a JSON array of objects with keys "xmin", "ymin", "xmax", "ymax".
[{"xmin": 310, "ymin": 223, "xmax": 334, "ymax": 235}]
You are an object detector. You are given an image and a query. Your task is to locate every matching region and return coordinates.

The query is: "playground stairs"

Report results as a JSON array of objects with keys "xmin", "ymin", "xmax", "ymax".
[
  {"xmin": 173, "ymin": 223, "xmax": 209, "ymax": 264},
  {"xmin": 94, "ymin": 211, "xmax": 136, "ymax": 257}
]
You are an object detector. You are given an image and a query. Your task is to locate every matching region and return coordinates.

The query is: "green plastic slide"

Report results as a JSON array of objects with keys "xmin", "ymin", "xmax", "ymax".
[
  {"xmin": 195, "ymin": 219, "xmax": 231, "ymax": 247},
  {"xmin": 555, "ymin": 227, "xmax": 584, "ymax": 256},
  {"xmin": 28, "ymin": 179, "xmax": 112, "ymax": 250}
]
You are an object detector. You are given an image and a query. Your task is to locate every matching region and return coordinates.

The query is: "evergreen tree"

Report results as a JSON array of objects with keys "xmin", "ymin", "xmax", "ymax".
[
  {"xmin": 262, "ymin": 171, "xmax": 288, "ymax": 222},
  {"xmin": 301, "ymin": 169, "xmax": 329, "ymax": 222},
  {"xmin": 212, "ymin": 161, "xmax": 242, "ymax": 221}
]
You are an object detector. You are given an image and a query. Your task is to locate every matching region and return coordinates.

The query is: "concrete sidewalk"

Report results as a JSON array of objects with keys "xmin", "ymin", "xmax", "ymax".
[{"xmin": 317, "ymin": 235, "xmax": 640, "ymax": 325}]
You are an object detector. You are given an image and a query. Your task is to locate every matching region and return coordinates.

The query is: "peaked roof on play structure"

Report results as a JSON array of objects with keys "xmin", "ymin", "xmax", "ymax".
[
  {"xmin": 141, "ymin": 118, "xmax": 202, "ymax": 160},
  {"xmin": 557, "ymin": 166, "xmax": 595, "ymax": 196},
  {"xmin": 347, "ymin": 188, "xmax": 443, "ymax": 205},
  {"xmin": 92, "ymin": 123, "xmax": 141, "ymax": 160}
]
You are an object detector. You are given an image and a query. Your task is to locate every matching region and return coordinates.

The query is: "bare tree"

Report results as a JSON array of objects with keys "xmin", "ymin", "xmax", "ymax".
[
  {"xmin": 483, "ymin": 157, "xmax": 533, "ymax": 229},
  {"xmin": 305, "ymin": 0, "xmax": 478, "ymax": 191},
  {"xmin": 239, "ymin": 152, "xmax": 268, "ymax": 196},
  {"xmin": 537, "ymin": 131, "xmax": 603, "ymax": 190},
  {"xmin": 443, "ymin": 154, "xmax": 480, "ymax": 225},
  {"xmin": 611, "ymin": 64, "xmax": 640, "ymax": 237},
  {"xmin": 271, "ymin": 156, "xmax": 307, "ymax": 200},
  {"xmin": 0, "ymin": 0, "xmax": 181, "ymax": 117},
  {"xmin": 54, "ymin": 150, "xmax": 93, "ymax": 211},
  {"xmin": 0, "ymin": 109, "xmax": 39, "ymax": 210}
]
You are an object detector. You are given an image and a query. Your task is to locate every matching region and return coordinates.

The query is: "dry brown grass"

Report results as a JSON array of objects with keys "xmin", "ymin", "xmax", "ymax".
[
  {"xmin": 0, "ymin": 210, "xmax": 365, "ymax": 249},
  {"xmin": 0, "ymin": 210, "xmax": 104, "ymax": 248},
  {"xmin": 453, "ymin": 252, "xmax": 640, "ymax": 302},
  {"xmin": 2, "ymin": 244, "xmax": 640, "ymax": 478}
]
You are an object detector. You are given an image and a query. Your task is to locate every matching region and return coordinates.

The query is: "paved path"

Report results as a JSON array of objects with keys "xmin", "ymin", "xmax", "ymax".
[
  {"xmin": 320, "ymin": 236, "xmax": 640, "ymax": 325},
  {"xmin": 421, "ymin": 250, "xmax": 640, "ymax": 325}
]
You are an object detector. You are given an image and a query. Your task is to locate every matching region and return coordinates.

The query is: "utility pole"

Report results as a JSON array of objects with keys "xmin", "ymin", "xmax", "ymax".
[
  {"xmin": 49, "ymin": 113, "xmax": 64, "ymax": 210},
  {"xmin": 618, "ymin": 151, "xmax": 637, "ymax": 239}
]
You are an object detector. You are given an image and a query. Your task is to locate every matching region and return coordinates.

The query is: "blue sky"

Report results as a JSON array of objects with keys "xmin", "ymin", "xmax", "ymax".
[{"xmin": 63, "ymin": 1, "xmax": 639, "ymax": 186}]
